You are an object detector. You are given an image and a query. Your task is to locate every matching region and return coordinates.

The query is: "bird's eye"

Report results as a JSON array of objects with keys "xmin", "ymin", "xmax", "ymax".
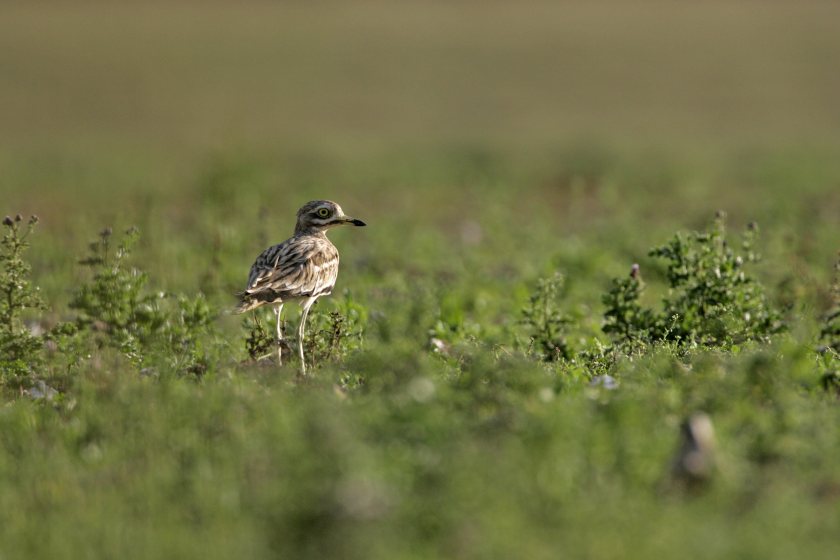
[{"xmin": 316, "ymin": 208, "xmax": 331, "ymax": 218}]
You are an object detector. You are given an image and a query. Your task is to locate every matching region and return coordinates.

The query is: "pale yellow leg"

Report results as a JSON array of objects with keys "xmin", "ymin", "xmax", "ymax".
[
  {"xmin": 274, "ymin": 304, "xmax": 284, "ymax": 366},
  {"xmin": 297, "ymin": 297, "xmax": 317, "ymax": 374}
]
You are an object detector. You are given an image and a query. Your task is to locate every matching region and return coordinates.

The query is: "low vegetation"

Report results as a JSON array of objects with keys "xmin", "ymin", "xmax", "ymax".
[{"xmin": 1, "ymin": 199, "xmax": 838, "ymax": 558}]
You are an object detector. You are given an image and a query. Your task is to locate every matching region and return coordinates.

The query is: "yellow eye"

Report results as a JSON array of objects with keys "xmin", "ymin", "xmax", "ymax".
[{"xmin": 317, "ymin": 208, "xmax": 330, "ymax": 218}]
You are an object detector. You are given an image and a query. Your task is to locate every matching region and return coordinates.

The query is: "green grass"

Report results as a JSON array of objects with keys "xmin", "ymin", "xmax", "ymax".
[{"xmin": 2, "ymin": 1, "xmax": 840, "ymax": 558}]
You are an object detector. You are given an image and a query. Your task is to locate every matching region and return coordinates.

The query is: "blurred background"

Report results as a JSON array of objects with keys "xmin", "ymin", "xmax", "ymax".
[
  {"xmin": 1, "ymin": 0, "xmax": 839, "ymax": 304},
  {"xmin": 4, "ymin": 1, "xmax": 840, "ymax": 154}
]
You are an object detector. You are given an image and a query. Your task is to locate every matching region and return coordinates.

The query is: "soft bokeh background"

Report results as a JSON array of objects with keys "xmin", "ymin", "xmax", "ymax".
[
  {"xmin": 3, "ymin": 2, "xmax": 839, "ymax": 279},
  {"xmin": 2, "ymin": 1, "xmax": 838, "ymax": 315},
  {"xmin": 4, "ymin": 1, "xmax": 840, "ymax": 152},
  {"xmin": 2, "ymin": 2, "xmax": 840, "ymax": 559}
]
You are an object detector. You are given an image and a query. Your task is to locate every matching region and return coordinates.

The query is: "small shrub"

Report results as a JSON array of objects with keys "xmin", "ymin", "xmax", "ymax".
[
  {"xmin": 159, "ymin": 294, "xmax": 214, "ymax": 377},
  {"xmin": 243, "ymin": 312, "xmax": 278, "ymax": 362},
  {"xmin": 521, "ymin": 272, "xmax": 572, "ymax": 361},
  {"xmin": 43, "ymin": 321, "xmax": 83, "ymax": 384},
  {"xmin": 602, "ymin": 263, "xmax": 655, "ymax": 347},
  {"xmin": 603, "ymin": 214, "xmax": 784, "ymax": 349},
  {"xmin": 70, "ymin": 227, "xmax": 167, "ymax": 362},
  {"xmin": 651, "ymin": 214, "xmax": 783, "ymax": 345},
  {"xmin": 304, "ymin": 292, "xmax": 366, "ymax": 366},
  {"xmin": 242, "ymin": 292, "xmax": 366, "ymax": 369},
  {"xmin": 0, "ymin": 215, "xmax": 46, "ymax": 386},
  {"xmin": 70, "ymin": 227, "xmax": 216, "ymax": 375}
]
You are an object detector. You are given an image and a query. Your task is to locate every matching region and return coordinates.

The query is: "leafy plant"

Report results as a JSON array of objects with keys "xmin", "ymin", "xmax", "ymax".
[
  {"xmin": 651, "ymin": 214, "xmax": 783, "ymax": 345},
  {"xmin": 242, "ymin": 292, "xmax": 365, "ymax": 369},
  {"xmin": 0, "ymin": 215, "xmax": 46, "ymax": 387},
  {"xmin": 602, "ymin": 263, "xmax": 655, "ymax": 347},
  {"xmin": 603, "ymin": 214, "xmax": 783, "ymax": 349},
  {"xmin": 521, "ymin": 272, "xmax": 572, "ymax": 361},
  {"xmin": 304, "ymin": 292, "xmax": 367, "ymax": 366},
  {"xmin": 243, "ymin": 312, "xmax": 277, "ymax": 362},
  {"xmin": 70, "ymin": 227, "xmax": 166, "ymax": 362},
  {"xmin": 70, "ymin": 227, "xmax": 216, "ymax": 375},
  {"xmin": 158, "ymin": 294, "xmax": 214, "ymax": 377}
]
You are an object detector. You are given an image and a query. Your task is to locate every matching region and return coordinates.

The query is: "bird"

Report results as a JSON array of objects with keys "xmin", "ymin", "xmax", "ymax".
[
  {"xmin": 671, "ymin": 412, "xmax": 716, "ymax": 491},
  {"xmin": 235, "ymin": 200, "xmax": 366, "ymax": 372}
]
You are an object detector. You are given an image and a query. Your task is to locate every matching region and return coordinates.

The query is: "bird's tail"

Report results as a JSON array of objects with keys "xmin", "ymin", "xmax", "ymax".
[{"xmin": 232, "ymin": 293, "xmax": 261, "ymax": 314}]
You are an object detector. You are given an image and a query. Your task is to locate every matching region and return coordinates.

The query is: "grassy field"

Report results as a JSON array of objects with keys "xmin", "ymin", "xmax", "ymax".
[{"xmin": 2, "ymin": 2, "xmax": 840, "ymax": 558}]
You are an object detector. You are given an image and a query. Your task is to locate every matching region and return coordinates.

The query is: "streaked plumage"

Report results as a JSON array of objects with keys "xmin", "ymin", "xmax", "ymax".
[
  {"xmin": 236, "ymin": 200, "xmax": 366, "ymax": 372},
  {"xmin": 237, "ymin": 234, "xmax": 339, "ymax": 312}
]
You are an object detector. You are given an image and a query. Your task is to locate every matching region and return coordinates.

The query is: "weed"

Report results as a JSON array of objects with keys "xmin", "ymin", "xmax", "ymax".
[
  {"xmin": 243, "ymin": 312, "xmax": 276, "ymax": 362},
  {"xmin": 43, "ymin": 321, "xmax": 83, "ymax": 387},
  {"xmin": 241, "ymin": 292, "xmax": 365, "ymax": 368},
  {"xmin": 651, "ymin": 214, "xmax": 784, "ymax": 345},
  {"xmin": 70, "ymin": 227, "xmax": 217, "ymax": 375},
  {"xmin": 521, "ymin": 272, "xmax": 572, "ymax": 361},
  {"xmin": 602, "ymin": 263, "xmax": 655, "ymax": 348},
  {"xmin": 0, "ymin": 215, "xmax": 46, "ymax": 387},
  {"xmin": 157, "ymin": 294, "xmax": 214, "ymax": 377},
  {"xmin": 603, "ymin": 214, "xmax": 784, "ymax": 349},
  {"xmin": 304, "ymin": 292, "xmax": 366, "ymax": 365},
  {"xmin": 70, "ymin": 227, "xmax": 166, "ymax": 362}
]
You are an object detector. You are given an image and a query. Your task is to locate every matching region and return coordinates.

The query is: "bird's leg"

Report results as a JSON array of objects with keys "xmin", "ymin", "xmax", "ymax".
[
  {"xmin": 274, "ymin": 304, "xmax": 284, "ymax": 366},
  {"xmin": 297, "ymin": 297, "xmax": 317, "ymax": 374}
]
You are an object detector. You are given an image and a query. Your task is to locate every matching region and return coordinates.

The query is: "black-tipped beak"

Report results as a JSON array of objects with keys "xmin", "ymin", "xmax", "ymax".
[{"xmin": 348, "ymin": 218, "xmax": 366, "ymax": 227}]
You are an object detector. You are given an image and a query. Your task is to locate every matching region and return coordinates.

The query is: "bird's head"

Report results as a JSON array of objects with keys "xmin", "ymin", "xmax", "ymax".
[{"xmin": 295, "ymin": 200, "xmax": 366, "ymax": 235}]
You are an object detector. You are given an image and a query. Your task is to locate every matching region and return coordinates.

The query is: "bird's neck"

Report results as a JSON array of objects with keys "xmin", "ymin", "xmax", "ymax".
[{"xmin": 294, "ymin": 225, "xmax": 329, "ymax": 237}]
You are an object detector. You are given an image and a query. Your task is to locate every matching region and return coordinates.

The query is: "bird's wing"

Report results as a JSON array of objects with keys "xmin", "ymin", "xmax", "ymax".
[{"xmin": 245, "ymin": 237, "xmax": 339, "ymax": 300}]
